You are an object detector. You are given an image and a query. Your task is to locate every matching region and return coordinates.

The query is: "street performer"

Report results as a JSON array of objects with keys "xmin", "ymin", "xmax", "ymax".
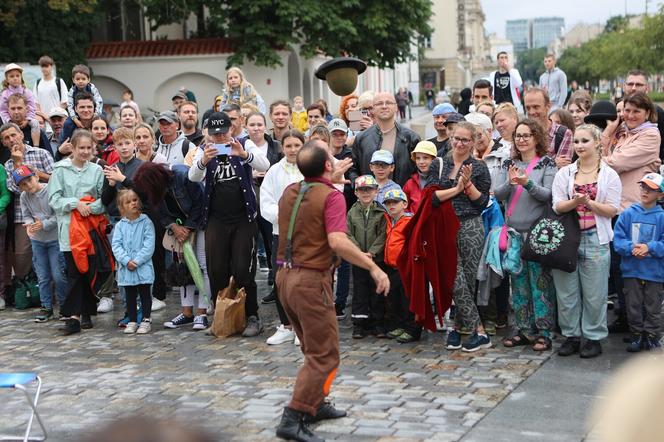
[{"xmin": 275, "ymin": 140, "xmax": 390, "ymax": 442}]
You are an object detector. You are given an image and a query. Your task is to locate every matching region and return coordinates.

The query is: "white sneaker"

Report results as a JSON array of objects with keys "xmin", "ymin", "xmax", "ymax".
[
  {"xmin": 137, "ymin": 319, "xmax": 152, "ymax": 334},
  {"xmin": 266, "ymin": 324, "xmax": 295, "ymax": 345},
  {"xmin": 192, "ymin": 315, "xmax": 209, "ymax": 330},
  {"xmin": 0, "ymin": 297, "xmax": 5, "ymax": 310},
  {"xmin": 151, "ymin": 297, "xmax": 166, "ymax": 312},
  {"xmin": 294, "ymin": 334, "xmax": 301, "ymax": 346},
  {"xmin": 124, "ymin": 322, "xmax": 138, "ymax": 334},
  {"xmin": 97, "ymin": 297, "xmax": 113, "ymax": 313}
]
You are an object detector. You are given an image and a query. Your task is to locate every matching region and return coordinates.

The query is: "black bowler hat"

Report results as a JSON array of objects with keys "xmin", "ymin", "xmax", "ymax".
[
  {"xmin": 315, "ymin": 57, "xmax": 367, "ymax": 96},
  {"xmin": 584, "ymin": 101, "xmax": 618, "ymax": 125}
]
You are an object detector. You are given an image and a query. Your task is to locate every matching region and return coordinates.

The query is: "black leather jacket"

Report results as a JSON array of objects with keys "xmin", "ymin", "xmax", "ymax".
[{"xmin": 349, "ymin": 122, "xmax": 420, "ymax": 187}]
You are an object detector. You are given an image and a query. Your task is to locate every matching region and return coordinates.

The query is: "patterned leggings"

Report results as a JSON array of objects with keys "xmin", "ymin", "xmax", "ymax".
[
  {"xmin": 510, "ymin": 257, "xmax": 556, "ymax": 338},
  {"xmin": 453, "ymin": 216, "xmax": 484, "ymax": 331}
]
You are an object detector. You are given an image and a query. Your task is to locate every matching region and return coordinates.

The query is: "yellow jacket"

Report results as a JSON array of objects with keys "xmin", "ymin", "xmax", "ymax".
[{"xmin": 291, "ymin": 109, "xmax": 308, "ymax": 133}]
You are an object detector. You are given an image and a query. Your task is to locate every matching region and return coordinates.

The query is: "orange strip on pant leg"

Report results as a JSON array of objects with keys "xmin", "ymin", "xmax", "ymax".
[{"xmin": 323, "ymin": 368, "xmax": 337, "ymax": 396}]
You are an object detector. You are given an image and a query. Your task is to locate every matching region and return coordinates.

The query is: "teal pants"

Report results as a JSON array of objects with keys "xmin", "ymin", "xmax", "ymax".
[{"xmin": 510, "ymin": 258, "xmax": 556, "ymax": 338}]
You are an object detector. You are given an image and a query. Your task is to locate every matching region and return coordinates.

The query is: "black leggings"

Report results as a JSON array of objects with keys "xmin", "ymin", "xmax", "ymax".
[
  {"xmin": 62, "ymin": 252, "xmax": 96, "ymax": 317},
  {"xmin": 125, "ymin": 284, "xmax": 152, "ymax": 322}
]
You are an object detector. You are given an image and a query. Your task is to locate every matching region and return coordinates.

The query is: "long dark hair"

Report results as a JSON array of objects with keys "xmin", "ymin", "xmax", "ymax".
[{"xmin": 133, "ymin": 162, "xmax": 174, "ymax": 207}]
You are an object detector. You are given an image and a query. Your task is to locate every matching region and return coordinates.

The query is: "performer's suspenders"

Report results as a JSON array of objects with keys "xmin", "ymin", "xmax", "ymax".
[{"xmin": 284, "ymin": 181, "xmax": 321, "ymax": 268}]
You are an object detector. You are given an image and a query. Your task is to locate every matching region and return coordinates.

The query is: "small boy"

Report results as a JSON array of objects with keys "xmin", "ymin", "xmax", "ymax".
[
  {"xmin": 613, "ymin": 173, "xmax": 664, "ymax": 352},
  {"xmin": 15, "ymin": 165, "xmax": 66, "ymax": 322},
  {"xmin": 382, "ymin": 189, "xmax": 421, "ymax": 343},
  {"xmin": 291, "ymin": 96, "xmax": 308, "ymax": 133},
  {"xmin": 120, "ymin": 88, "xmax": 140, "ymax": 117},
  {"xmin": 347, "ymin": 175, "xmax": 388, "ymax": 338},
  {"xmin": 369, "ymin": 150, "xmax": 401, "ymax": 205},
  {"xmin": 67, "ymin": 64, "xmax": 103, "ymax": 127},
  {"xmin": 403, "ymin": 141, "xmax": 437, "ymax": 214}
]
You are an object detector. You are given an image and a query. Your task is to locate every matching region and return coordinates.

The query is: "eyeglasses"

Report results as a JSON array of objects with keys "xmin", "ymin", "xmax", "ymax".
[
  {"xmin": 373, "ymin": 101, "xmax": 396, "ymax": 107},
  {"xmin": 514, "ymin": 133, "xmax": 533, "ymax": 140},
  {"xmin": 452, "ymin": 136, "xmax": 473, "ymax": 145}
]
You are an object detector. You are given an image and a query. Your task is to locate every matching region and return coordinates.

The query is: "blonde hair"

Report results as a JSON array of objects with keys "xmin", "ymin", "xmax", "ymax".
[
  {"xmin": 112, "ymin": 127, "xmax": 134, "ymax": 143},
  {"xmin": 116, "ymin": 188, "xmax": 142, "ymax": 218},
  {"xmin": 133, "ymin": 123, "xmax": 155, "ymax": 142},
  {"xmin": 574, "ymin": 123, "xmax": 603, "ymax": 160},
  {"xmin": 357, "ymin": 91, "xmax": 375, "ymax": 110},
  {"xmin": 224, "ymin": 67, "xmax": 257, "ymax": 105},
  {"xmin": 452, "ymin": 121, "xmax": 479, "ymax": 143},
  {"xmin": 493, "ymin": 102, "xmax": 518, "ymax": 123}
]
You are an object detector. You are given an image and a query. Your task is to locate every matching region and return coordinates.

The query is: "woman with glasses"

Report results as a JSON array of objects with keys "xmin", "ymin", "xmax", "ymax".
[
  {"xmin": 494, "ymin": 119, "xmax": 557, "ymax": 351},
  {"xmin": 427, "ymin": 121, "xmax": 491, "ymax": 352}
]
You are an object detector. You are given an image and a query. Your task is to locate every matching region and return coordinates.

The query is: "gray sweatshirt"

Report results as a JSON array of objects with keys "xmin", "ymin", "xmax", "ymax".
[
  {"xmin": 539, "ymin": 67, "xmax": 568, "ymax": 110},
  {"xmin": 493, "ymin": 156, "xmax": 557, "ymax": 233},
  {"xmin": 20, "ymin": 185, "xmax": 58, "ymax": 243}
]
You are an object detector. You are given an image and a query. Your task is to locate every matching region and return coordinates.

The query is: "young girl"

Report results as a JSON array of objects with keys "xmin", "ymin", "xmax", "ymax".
[
  {"xmin": 112, "ymin": 189, "xmax": 155, "ymax": 335},
  {"xmin": 220, "ymin": 67, "xmax": 266, "ymax": 114},
  {"xmin": 0, "ymin": 64, "xmax": 41, "ymax": 148}
]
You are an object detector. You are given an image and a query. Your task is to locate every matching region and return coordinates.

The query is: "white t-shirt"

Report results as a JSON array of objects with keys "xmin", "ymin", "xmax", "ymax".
[{"xmin": 33, "ymin": 77, "xmax": 68, "ymax": 113}]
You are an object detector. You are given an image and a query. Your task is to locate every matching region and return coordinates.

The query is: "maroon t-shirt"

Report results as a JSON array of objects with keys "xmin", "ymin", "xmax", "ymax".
[{"xmin": 306, "ymin": 177, "xmax": 347, "ymax": 234}]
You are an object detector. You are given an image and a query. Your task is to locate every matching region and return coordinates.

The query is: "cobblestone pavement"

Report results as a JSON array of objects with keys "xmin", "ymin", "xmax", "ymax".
[{"xmin": 0, "ymin": 271, "xmax": 550, "ymax": 441}]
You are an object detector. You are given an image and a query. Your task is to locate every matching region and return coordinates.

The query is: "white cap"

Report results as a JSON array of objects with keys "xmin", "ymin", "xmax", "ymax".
[
  {"xmin": 4, "ymin": 63, "xmax": 23, "ymax": 75},
  {"xmin": 49, "ymin": 107, "xmax": 68, "ymax": 119},
  {"xmin": 464, "ymin": 112, "xmax": 493, "ymax": 132}
]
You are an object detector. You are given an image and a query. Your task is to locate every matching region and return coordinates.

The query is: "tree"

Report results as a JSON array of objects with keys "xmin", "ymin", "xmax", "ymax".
[
  {"xmin": 141, "ymin": 0, "xmax": 433, "ymax": 68},
  {"xmin": 0, "ymin": 0, "xmax": 100, "ymax": 82},
  {"xmin": 515, "ymin": 48, "xmax": 547, "ymax": 83}
]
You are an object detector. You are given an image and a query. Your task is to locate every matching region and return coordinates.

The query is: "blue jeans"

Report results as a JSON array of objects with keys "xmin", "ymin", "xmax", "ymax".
[
  {"xmin": 31, "ymin": 239, "xmax": 67, "ymax": 310},
  {"xmin": 335, "ymin": 259, "xmax": 351, "ymax": 307},
  {"xmin": 552, "ymin": 228, "xmax": 610, "ymax": 340}
]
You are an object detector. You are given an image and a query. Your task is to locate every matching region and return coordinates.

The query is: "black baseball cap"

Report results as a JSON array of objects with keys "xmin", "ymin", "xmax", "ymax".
[{"xmin": 205, "ymin": 112, "xmax": 231, "ymax": 135}]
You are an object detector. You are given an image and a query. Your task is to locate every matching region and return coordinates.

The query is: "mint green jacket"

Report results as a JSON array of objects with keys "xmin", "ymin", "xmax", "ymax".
[{"xmin": 47, "ymin": 159, "xmax": 105, "ymax": 251}]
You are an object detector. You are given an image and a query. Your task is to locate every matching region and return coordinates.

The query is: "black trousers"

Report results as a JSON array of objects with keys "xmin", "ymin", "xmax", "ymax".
[
  {"xmin": 387, "ymin": 267, "xmax": 421, "ymax": 337},
  {"xmin": 351, "ymin": 265, "xmax": 386, "ymax": 329},
  {"xmin": 125, "ymin": 284, "xmax": 152, "ymax": 322},
  {"xmin": 257, "ymin": 215, "xmax": 273, "ymax": 268},
  {"xmin": 205, "ymin": 219, "xmax": 259, "ymax": 318},
  {"xmin": 148, "ymin": 208, "xmax": 166, "ymax": 301},
  {"xmin": 62, "ymin": 252, "xmax": 96, "ymax": 317}
]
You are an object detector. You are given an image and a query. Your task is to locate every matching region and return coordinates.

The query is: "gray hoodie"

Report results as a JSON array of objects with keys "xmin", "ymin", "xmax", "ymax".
[
  {"xmin": 20, "ymin": 185, "xmax": 58, "ymax": 243},
  {"xmin": 539, "ymin": 67, "xmax": 568, "ymax": 110}
]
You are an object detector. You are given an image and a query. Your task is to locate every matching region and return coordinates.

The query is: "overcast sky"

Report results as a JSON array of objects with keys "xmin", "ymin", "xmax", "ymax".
[{"xmin": 480, "ymin": 0, "xmax": 664, "ymax": 37}]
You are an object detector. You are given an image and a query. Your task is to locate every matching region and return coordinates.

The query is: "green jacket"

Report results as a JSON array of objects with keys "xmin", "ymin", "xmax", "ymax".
[
  {"xmin": 0, "ymin": 165, "xmax": 11, "ymax": 215},
  {"xmin": 347, "ymin": 200, "xmax": 387, "ymax": 261},
  {"xmin": 47, "ymin": 159, "xmax": 105, "ymax": 251}
]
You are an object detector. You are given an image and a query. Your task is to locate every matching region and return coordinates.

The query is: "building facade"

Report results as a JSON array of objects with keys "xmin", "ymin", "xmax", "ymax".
[{"xmin": 507, "ymin": 17, "xmax": 565, "ymax": 52}]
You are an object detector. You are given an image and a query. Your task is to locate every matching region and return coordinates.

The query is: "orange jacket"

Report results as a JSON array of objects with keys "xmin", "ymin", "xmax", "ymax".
[
  {"xmin": 384, "ymin": 212, "xmax": 413, "ymax": 268},
  {"xmin": 69, "ymin": 195, "xmax": 114, "ymax": 275}
]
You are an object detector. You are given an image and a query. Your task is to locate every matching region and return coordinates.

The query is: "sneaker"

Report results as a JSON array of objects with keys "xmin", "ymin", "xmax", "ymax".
[
  {"xmin": 97, "ymin": 297, "xmax": 113, "ymax": 313},
  {"xmin": 192, "ymin": 315, "xmax": 209, "ymax": 331},
  {"xmin": 645, "ymin": 334, "xmax": 662, "ymax": 351},
  {"xmin": 557, "ymin": 337, "xmax": 581, "ymax": 356},
  {"xmin": 242, "ymin": 316, "xmax": 263, "ymax": 337},
  {"xmin": 352, "ymin": 326, "xmax": 367, "ymax": 339},
  {"xmin": 151, "ymin": 297, "xmax": 166, "ymax": 312},
  {"xmin": 137, "ymin": 319, "xmax": 152, "ymax": 334},
  {"xmin": 124, "ymin": 322, "xmax": 138, "ymax": 334},
  {"xmin": 34, "ymin": 308, "xmax": 54, "ymax": 323},
  {"xmin": 387, "ymin": 328, "xmax": 405, "ymax": 339},
  {"xmin": 294, "ymin": 334, "xmax": 300, "ymax": 346},
  {"xmin": 335, "ymin": 304, "xmax": 346, "ymax": 320},
  {"xmin": 261, "ymin": 291, "xmax": 277, "ymax": 304},
  {"xmin": 446, "ymin": 330, "xmax": 462, "ymax": 350},
  {"xmin": 164, "ymin": 313, "xmax": 194, "ymax": 329},
  {"xmin": 626, "ymin": 333, "xmax": 644, "ymax": 352},
  {"xmin": 61, "ymin": 318, "xmax": 81, "ymax": 336},
  {"xmin": 580, "ymin": 339, "xmax": 602, "ymax": 358},
  {"xmin": 266, "ymin": 324, "xmax": 295, "ymax": 345},
  {"xmin": 396, "ymin": 331, "xmax": 419, "ymax": 343},
  {"xmin": 483, "ymin": 321, "xmax": 497, "ymax": 336},
  {"xmin": 462, "ymin": 332, "xmax": 492, "ymax": 352}
]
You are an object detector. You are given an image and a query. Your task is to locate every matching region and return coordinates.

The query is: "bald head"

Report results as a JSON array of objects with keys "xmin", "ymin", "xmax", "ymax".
[
  {"xmin": 373, "ymin": 91, "xmax": 397, "ymax": 122},
  {"xmin": 297, "ymin": 140, "xmax": 330, "ymax": 178}
]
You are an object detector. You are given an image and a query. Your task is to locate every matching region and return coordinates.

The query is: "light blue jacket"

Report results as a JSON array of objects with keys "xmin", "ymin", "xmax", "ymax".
[{"xmin": 111, "ymin": 213, "xmax": 155, "ymax": 286}]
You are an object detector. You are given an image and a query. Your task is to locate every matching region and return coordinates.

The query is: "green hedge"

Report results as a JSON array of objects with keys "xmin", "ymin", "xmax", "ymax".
[{"xmin": 593, "ymin": 92, "xmax": 664, "ymax": 102}]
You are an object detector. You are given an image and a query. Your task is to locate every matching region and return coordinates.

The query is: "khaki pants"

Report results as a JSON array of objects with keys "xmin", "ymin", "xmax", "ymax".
[
  {"xmin": 277, "ymin": 267, "xmax": 339, "ymax": 416},
  {"xmin": 13, "ymin": 224, "xmax": 32, "ymax": 279}
]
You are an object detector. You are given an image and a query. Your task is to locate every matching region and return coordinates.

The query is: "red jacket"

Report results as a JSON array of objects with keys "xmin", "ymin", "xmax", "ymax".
[
  {"xmin": 403, "ymin": 172, "xmax": 423, "ymax": 214},
  {"xmin": 69, "ymin": 196, "xmax": 115, "ymax": 279},
  {"xmin": 384, "ymin": 212, "xmax": 412, "ymax": 268},
  {"xmin": 397, "ymin": 186, "xmax": 459, "ymax": 332}
]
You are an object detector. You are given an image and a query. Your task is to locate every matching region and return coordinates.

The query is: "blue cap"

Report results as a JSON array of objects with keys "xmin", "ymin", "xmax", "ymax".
[
  {"xmin": 433, "ymin": 103, "xmax": 455, "ymax": 116},
  {"xmin": 383, "ymin": 189, "xmax": 408, "ymax": 203},
  {"xmin": 370, "ymin": 149, "xmax": 394, "ymax": 165}
]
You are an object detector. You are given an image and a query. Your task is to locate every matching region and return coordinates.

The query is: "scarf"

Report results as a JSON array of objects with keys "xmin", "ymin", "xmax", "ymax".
[{"xmin": 624, "ymin": 121, "xmax": 658, "ymax": 135}]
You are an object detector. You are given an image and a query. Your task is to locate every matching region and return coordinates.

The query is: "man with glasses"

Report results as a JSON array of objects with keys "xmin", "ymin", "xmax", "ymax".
[
  {"xmin": 624, "ymin": 69, "xmax": 664, "ymax": 163},
  {"xmin": 350, "ymin": 91, "xmax": 420, "ymax": 187}
]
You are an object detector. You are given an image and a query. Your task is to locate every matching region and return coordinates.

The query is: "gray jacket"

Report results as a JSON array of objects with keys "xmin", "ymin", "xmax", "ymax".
[
  {"xmin": 350, "ymin": 122, "xmax": 420, "ymax": 187},
  {"xmin": 20, "ymin": 186, "xmax": 58, "ymax": 243},
  {"xmin": 493, "ymin": 156, "xmax": 557, "ymax": 233},
  {"xmin": 539, "ymin": 67, "xmax": 568, "ymax": 110}
]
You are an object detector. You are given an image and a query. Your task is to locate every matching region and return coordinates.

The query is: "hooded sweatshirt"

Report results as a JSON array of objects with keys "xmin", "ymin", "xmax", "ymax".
[
  {"xmin": 157, "ymin": 131, "xmax": 190, "ymax": 165},
  {"xmin": 111, "ymin": 213, "xmax": 155, "ymax": 286},
  {"xmin": 47, "ymin": 158, "xmax": 105, "ymax": 251},
  {"xmin": 613, "ymin": 202, "xmax": 664, "ymax": 283}
]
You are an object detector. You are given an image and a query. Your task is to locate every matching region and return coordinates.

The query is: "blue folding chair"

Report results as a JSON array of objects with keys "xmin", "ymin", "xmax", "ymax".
[{"xmin": 0, "ymin": 373, "xmax": 47, "ymax": 441}]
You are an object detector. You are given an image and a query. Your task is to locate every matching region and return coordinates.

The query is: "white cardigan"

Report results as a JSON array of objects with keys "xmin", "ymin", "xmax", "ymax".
[
  {"xmin": 259, "ymin": 157, "xmax": 303, "ymax": 233},
  {"xmin": 552, "ymin": 161, "xmax": 622, "ymax": 245}
]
